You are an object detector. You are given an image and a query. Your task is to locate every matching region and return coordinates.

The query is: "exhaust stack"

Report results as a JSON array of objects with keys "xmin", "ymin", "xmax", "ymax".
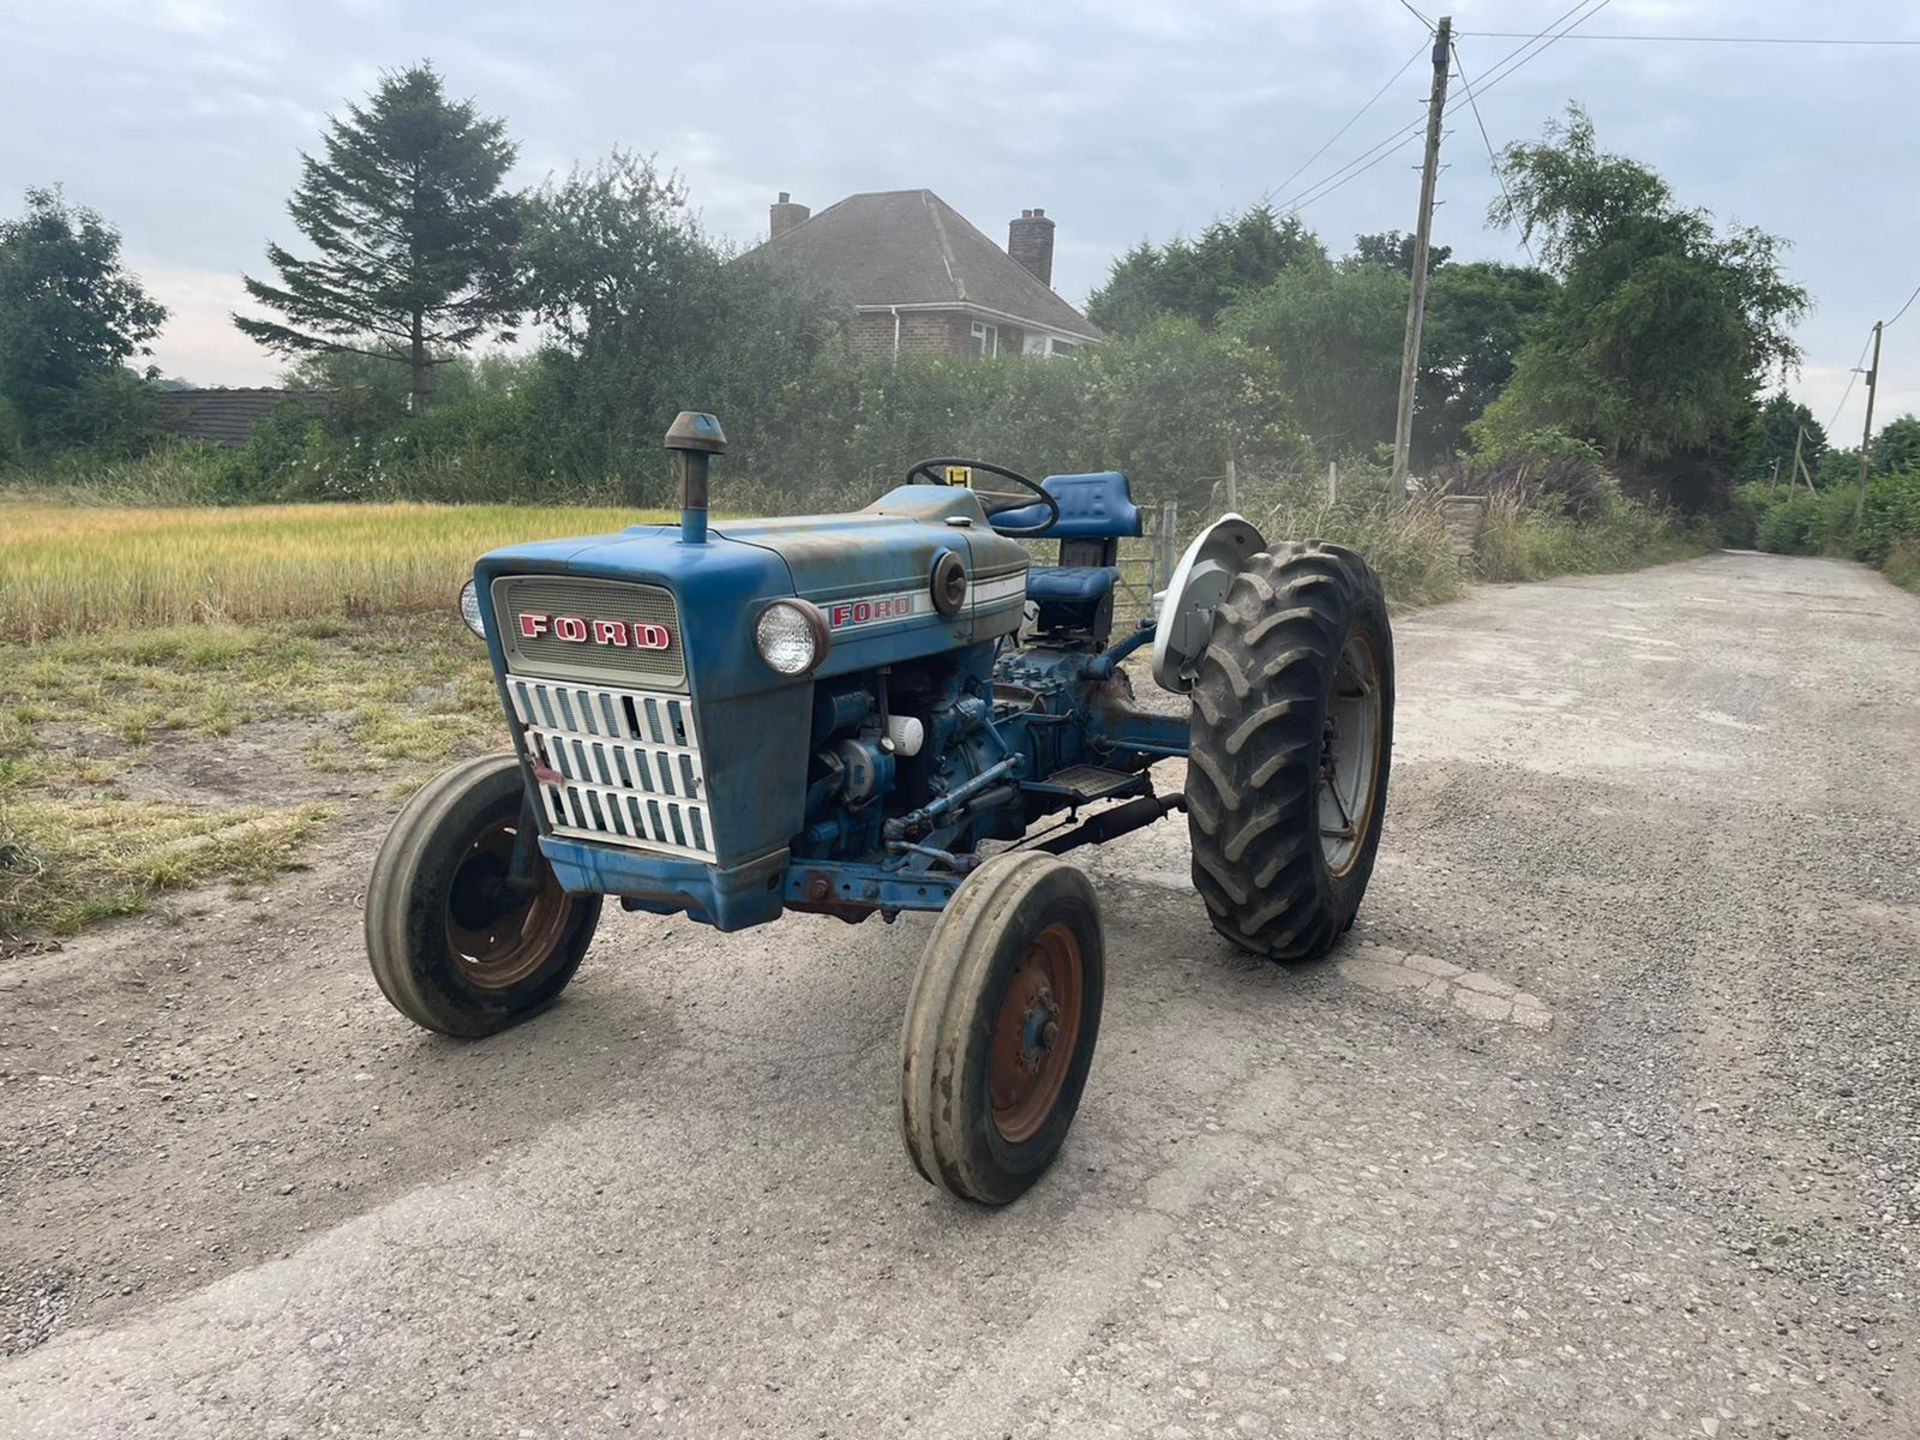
[{"xmin": 664, "ymin": 411, "xmax": 727, "ymax": 545}]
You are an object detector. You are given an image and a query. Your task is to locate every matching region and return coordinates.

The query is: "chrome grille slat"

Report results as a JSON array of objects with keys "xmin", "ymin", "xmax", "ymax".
[{"xmin": 506, "ymin": 676, "xmax": 716, "ymax": 861}]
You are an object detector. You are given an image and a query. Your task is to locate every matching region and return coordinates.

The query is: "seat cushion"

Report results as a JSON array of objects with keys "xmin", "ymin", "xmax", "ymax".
[
  {"xmin": 1026, "ymin": 565, "xmax": 1118, "ymax": 603},
  {"xmin": 993, "ymin": 471, "xmax": 1143, "ymax": 539}
]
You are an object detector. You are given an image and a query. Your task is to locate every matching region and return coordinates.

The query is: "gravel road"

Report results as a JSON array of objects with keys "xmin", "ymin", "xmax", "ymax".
[{"xmin": 4, "ymin": 550, "xmax": 1918, "ymax": 1438}]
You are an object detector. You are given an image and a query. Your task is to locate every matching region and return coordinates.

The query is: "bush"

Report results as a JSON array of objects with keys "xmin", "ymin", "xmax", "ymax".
[
  {"xmin": 1722, "ymin": 481, "xmax": 1775, "ymax": 548},
  {"xmin": 1754, "ymin": 489, "xmax": 1823, "ymax": 554},
  {"xmin": 1855, "ymin": 468, "xmax": 1920, "ymax": 565},
  {"xmin": 1884, "ymin": 539, "xmax": 1920, "ymax": 593},
  {"xmin": 1476, "ymin": 482, "xmax": 1701, "ymax": 582},
  {"xmin": 1435, "ymin": 427, "xmax": 1610, "ymax": 519},
  {"xmin": 1244, "ymin": 479, "xmax": 1466, "ymax": 608}
]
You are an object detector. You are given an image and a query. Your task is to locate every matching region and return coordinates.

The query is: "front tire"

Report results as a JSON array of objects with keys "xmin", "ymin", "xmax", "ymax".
[
  {"xmin": 1186, "ymin": 541, "xmax": 1394, "ymax": 960},
  {"xmin": 900, "ymin": 852, "xmax": 1105, "ymax": 1205},
  {"xmin": 366, "ymin": 754, "xmax": 601, "ymax": 1037}
]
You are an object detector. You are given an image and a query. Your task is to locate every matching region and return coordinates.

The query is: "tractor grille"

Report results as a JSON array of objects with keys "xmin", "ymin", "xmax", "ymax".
[
  {"xmin": 505, "ymin": 675, "xmax": 716, "ymax": 861},
  {"xmin": 491, "ymin": 575, "xmax": 687, "ymax": 690}
]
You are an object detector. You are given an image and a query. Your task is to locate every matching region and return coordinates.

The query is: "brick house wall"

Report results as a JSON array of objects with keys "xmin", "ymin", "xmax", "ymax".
[{"xmin": 850, "ymin": 311, "xmax": 1029, "ymax": 361}]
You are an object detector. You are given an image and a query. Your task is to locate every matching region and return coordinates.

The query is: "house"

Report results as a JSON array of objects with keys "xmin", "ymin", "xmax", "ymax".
[
  {"xmin": 752, "ymin": 189, "xmax": 1104, "ymax": 361},
  {"xmin": 152, "ymin": 387, "xmax": 325, "ymax": 448}
]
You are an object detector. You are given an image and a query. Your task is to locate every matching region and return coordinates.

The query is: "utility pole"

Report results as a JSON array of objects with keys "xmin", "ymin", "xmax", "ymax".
[
  {"xmin": 1390, "ymin": 13, "xmax": 1452, "ymax": 500},
  {"xmin": 1856, "ymin": 321, "xmax": 1883, "ymax": 524}
]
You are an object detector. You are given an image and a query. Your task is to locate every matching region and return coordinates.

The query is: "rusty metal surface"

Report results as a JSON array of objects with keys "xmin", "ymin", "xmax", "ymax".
[{"xmin": 987, "ymin": 921, "xmax": 1084, "ymax": 1143}]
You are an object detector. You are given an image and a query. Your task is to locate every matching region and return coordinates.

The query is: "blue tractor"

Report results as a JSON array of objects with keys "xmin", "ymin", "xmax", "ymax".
[{"xmin": 368, "ymin": 413, "xmax": 1394, "ymax": 1204}]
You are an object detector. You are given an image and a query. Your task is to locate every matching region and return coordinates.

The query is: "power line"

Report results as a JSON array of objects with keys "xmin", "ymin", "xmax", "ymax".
[
  {"xmin": 1395, "ymin": 0, "xmax": 1434, "ymax": 30},
  {"xmin": 1450, "ymin": 40, "xmax": 1535, "ymax": 265},
  {"xmin": 1266, "ymin": 43, "xmax": 1429, "ymax": 204},
  {"xmin": 1884, "ymin": 280, "xmax": 1920, "ymax": 330},
  {"xmin": 1456, "ymin": 0, "xmax": 1615, "ymax": 101},
  {"xmin": 1276, "ymin": 0, "xmax": 1612, "ymax": 216},
  {"xmin": 1456, "ymin": 31, "xmax": 1920, "ymax": 47},
  {"xmin": 1826, "ymin": 331, "xmax": 1874, "ymax": 434}
]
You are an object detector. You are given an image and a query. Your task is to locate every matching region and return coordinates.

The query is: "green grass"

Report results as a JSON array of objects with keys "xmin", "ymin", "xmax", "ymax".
[
  {"xmin": 1474, "ymin": 494, "xmax": 1708, "ymax": 582},
  {"xmin": 0, "ymin": 614, "xmax": 501, "ymax": 938},
  {"xmin": 1884, "ymin": 540, "xmax": 1920, "ymax": 594}
]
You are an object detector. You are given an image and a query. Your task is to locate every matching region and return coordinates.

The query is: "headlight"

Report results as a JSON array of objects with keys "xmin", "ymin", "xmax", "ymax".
[
  {"xmin": 458, "ymin": 579, "xmax": 487, "ymax": 638},
  {"xmin": 754, "ymin": 599, "xmax": 829, "ymax": 676}
]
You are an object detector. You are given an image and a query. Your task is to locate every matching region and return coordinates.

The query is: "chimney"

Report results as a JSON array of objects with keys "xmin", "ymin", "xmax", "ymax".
[
  {"xmin": 769, "ymin": 191, "xmax": 810, "ymax": 240},
  {"xmin": 1008, "ymin": 207, "xmax": 1056, "ymax": 288}
]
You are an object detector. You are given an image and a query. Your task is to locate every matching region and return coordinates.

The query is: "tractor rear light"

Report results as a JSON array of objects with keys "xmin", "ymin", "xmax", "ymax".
[
  {"xmin": 755, "ymin": 599, "xmax": 830, "ymax": 676},
  {"xmin": 458, "ymin": 579, "xmax": 487, "ymax": 638}
]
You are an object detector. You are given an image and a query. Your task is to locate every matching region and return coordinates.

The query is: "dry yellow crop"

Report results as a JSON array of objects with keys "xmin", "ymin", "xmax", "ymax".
[{"xmin": 0, "ymin": 499, "xmax": 674, "ymax": 641}]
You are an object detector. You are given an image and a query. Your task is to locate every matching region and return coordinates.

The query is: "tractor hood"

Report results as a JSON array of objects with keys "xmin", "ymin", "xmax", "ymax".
[{"xmin": 472, "ymin": 484, "xmax": 1031, "ymax": 702}]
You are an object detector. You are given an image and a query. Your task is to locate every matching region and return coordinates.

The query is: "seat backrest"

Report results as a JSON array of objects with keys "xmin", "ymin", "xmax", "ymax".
[{"xmin": 993, "ymin": 471, "xmax": 1143, "ymax": 539}]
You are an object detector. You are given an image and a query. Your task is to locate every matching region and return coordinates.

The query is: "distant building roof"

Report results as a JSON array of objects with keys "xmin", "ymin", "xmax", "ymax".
[
  {"xmin": 748, "ymin": 189, "xmax": 1104, "ymax": 344},
  {"xmin": 152, "ymin": 387, "xmax": 324, "ymax": 448}
]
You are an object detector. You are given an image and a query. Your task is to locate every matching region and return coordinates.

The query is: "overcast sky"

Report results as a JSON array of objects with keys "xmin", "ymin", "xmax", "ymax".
[{"xmin": 4, "ymin": 0, "xmax": 1916, "ymax": 444}]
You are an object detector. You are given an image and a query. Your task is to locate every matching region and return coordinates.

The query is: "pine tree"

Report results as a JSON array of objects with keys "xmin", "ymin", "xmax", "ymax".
[{"xmin": 235, "ymin": 63, "xmax": 521, "ymax": 413}]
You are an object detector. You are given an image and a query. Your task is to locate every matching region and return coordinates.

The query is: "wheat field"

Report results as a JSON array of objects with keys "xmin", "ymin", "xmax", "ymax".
[{"xmin": 0, "ymin": 500, "xmax": 675, "ymax": 641}]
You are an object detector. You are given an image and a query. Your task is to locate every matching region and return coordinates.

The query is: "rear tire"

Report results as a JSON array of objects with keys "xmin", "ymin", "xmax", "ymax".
[
  {"xmin": 900, "ymin": 852, "xmax": 1104, "ymax": 1205},
  {"xmin": 1185, "ymin": 541, "xmax": 1394, "ymax": 961},
  {"xmin": 366, "ymin": 754, "xmax": 601, "ymax": 1037}
]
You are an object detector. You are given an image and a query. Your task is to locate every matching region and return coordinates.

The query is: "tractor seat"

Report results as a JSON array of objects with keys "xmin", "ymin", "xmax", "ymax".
[
  {"xmin": 1000, "ymin": 471, "xmax": 1140, "ymax": 636},
  {"xmin": 992, "ymin": 471, "xmax": 1143, "ymax": 540},
  {"xmin": 1025, "ymin": 566, "xmax": 1117, "ymax": 603}
]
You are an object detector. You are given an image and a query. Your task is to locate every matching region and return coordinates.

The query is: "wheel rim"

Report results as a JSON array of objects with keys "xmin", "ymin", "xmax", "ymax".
[
  {"xmin": 444, "ymin": 815, "xmax": 573, "ymax": 989},
  {"xmin": 1319, "ymin": 632, "xmax": 1383, "ymax": 877},
  {"xmin": 988, "ymin": 922, "xmax": 1085, "ymax": 1144}
]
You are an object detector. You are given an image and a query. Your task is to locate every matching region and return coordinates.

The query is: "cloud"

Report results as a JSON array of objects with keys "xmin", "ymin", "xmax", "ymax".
[{"xmin": 4, "ymin": 0, "xmax": 1914, "ymax": 423}]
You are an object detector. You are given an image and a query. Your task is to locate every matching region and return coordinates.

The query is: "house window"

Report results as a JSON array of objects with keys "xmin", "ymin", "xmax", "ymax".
[
  {"xmin": 970, "ymin": 320, "xmax": 998, "ymax": 358},
  {"xmin": 1022, "ymin": 333, "xmax": 1079, "ymax": 359}
]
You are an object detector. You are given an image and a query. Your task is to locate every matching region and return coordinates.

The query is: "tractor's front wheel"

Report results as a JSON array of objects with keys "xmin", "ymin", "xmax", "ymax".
[
  {"xmin": 900, "ymin": 852, "xmax": 1105, "ymax": 1205},
  {"xmin": 366, "ymin": 754, "xmax": 600, "ymax": 1037},
  {"xmin": 1186, "ymin": 541, "xmax": 1394, "ymax": 961}
]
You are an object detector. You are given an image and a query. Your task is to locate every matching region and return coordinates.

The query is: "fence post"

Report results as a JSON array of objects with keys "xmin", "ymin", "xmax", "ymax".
[
  {"xmin": 1159, "ymin": 501, "xmax": 1179, "ymax": 589},
  {"xmin": 1327, "ymin": 460, "xmax": 1338, "ymax": 506}
]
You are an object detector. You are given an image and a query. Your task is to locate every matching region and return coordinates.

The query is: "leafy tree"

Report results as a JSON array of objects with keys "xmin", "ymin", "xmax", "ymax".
[
  {"xmin": 521, "ymin": 151, "xmax": 714, "ymax": 363},
  {"xmin": 1731, "ymin": 392, "xmax": 1826, "ymax": 483},
  {"xmin": 236, "ymin": 63, "xmax": 522, "ymax": 413},
  {"xmin": 1415, "ymin": 261, "xmax": 1556, "ymax": 463},
  {"xmin": 516, "ymin": 152, "xmax": 847, "ymax": 499},
  {"xmin": 1482, "ymin": 106, "xmax": 1807, "ymax": 461},
  {"xmin": 1816, "ymin": 446, "xmax": 1862, "ymax": 490},
  {"xmin": 1870, "ymin": 414, "xmax": 1920, "ymax": 475},
  {"xmin": 1221, "ymin": 258, "xmax": 1406, "ymax": 460},
  {"xmin": 1077, "ymin": 316, "xmax": 1304, "ymax": 503},
  {"xmin": 1087, "ymin": 205, "xmax": 1325, "ymax": 335},
  {"xmin": 1349, "ymin": 230, "xmax": 1451, "ymax": 278},
  {"xmin": 0, "ymin": 187, "xmax": 166, "ymax": 428},
  {"xmin": 286, "ymin": 346, "xmax": 528, "ymax": 434}
]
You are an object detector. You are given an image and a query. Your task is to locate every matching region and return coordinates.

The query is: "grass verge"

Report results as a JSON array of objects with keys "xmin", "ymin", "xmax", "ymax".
[
  {"xmin": 1474, "ymin": 494, "xmax": 1708, "ymax": 582},
  {"xmin": 0, "ymin": 614, "xmax": 500, "ymax": 939}
]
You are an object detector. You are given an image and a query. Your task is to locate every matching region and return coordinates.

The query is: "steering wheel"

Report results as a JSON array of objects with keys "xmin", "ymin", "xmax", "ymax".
[{"xmin": 907, "ymin": 458, "xmax": 1060, "ymax": 537}]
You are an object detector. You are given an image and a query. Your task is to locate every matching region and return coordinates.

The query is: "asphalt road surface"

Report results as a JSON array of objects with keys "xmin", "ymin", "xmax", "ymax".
[{"xmin": 5, "ymin": 551, "xmax": 1919, "ymax": 1438}]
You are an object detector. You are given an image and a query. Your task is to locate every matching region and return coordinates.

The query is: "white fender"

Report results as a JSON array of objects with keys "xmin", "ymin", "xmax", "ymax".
[{"xmin": 1149, "ymin": 514, "xmax": 1268, "ymax": 694}]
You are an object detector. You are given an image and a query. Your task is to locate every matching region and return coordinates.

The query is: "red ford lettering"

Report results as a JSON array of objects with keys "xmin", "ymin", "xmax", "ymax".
[
  {"xmin": 829, "ymin": 594, "xmax": 915, "ymax": 628},
  {"xmin": 516, "ymin": 611, "xmax": 674, "ymax": 650}
]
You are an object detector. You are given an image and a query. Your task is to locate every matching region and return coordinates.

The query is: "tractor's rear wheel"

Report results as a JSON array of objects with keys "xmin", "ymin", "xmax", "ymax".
[
  {"xmin": 1185, "ymin": 541, "xmax": 1394, "ymax": 961},
  {"xmin": 900, "ymin": 852, "xmax": 1104, "ymax": 1205},
  {"xmin": 366, "ymin": 754, "xmax": 600, "ymax": 1037}
]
